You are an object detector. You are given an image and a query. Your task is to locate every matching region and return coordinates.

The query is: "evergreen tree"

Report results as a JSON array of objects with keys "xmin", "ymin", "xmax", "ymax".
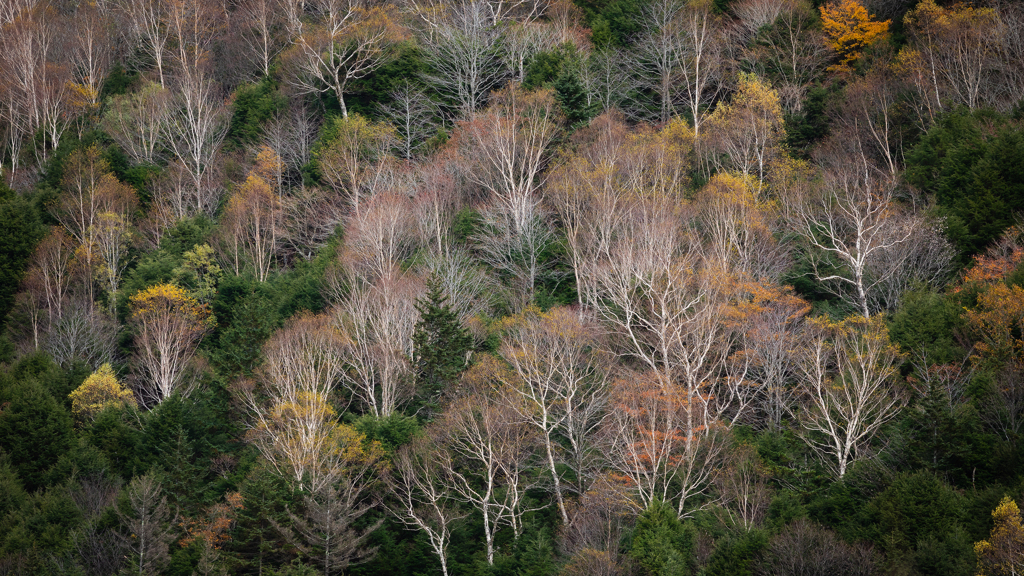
[
  {"xmin": 0, "ymin": 184, "xmax": 43, "ymax": 330},
  {"xmin": 630, "ymin": 500, "xmax": 695, "ymax": 576},
  {"xmin": 0, "ymin": 375, "xmax": 73, "ymax": 492},
  {"xmin": 411, "ymin": 279, "xmax": 473, "ymax": 405}
]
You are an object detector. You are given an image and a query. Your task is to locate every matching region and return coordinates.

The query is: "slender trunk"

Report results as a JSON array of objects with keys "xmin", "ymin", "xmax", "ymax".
[{"xmin": 544, "ymin": 431, "xmax": 568, "ymax": 523}]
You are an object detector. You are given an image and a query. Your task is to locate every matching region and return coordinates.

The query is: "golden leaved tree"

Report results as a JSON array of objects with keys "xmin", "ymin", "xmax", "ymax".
[
  {"xmin": 129, "ymin": 283, "xmax": 214, "ymax": 406},
  {"xmin": 69, "ymin": 363, "xmax": 138, "ymax": 423},
  {"xmin": 975, "ymin": 496, "xmax": 1024, "ymax": 576}
]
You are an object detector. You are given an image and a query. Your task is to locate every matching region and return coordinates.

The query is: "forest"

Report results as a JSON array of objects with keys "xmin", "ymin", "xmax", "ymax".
[{"xmin": 2, "ymin": 0, "xmax": 1024, "ymax": 574}]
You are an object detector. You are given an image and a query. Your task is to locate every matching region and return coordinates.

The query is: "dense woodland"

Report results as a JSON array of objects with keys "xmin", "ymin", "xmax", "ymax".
[{"xmin": 3, "ymin": 0, "xmax": 1024, "ymax": 574}]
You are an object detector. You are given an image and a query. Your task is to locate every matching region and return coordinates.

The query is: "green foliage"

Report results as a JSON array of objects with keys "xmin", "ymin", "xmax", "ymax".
[
  {"xmin": 0, "ymin": 371, "xmax": 73, "ymax": 492},
  {"xmin": 700, "ymin": 529, "xmax": 768, "ymax": 576},
  {"xmin": 784, "ymin": 85, "xmax": 830, "ymax": 157},
  {"xmin": 412, "ymin": 279, "xmax": 473, "ymax": 404},
  {"xmin": 227, "ymin": 79, "xmax": 287, "ymax": 149},
  {"xmin": 210, "ymin": 287, "xmax": 280, "ymax": 377},
  {"xmin": 85, "ymin": 404, "xmax": 143, "ymax": 479},
  {"xmin": 905, "ymin": 108, "xmax": 1024, "ymax": 261},
  {"xmin": 172, "ymin": 243, "xmax": 223, "ymax": 304},
  {"xmin": 100, "ymin": 64, "xmax": 138, "ymax": 99},
  {"xmin": 347, "ymin": 43, "xmax": 430, "ymax": 119},
  {"xmin": 575, "ymin": 0, "xmax": 642, "ymax": 47},
  {"xmin": 869, "ymin": 472, "xmax": 973, "ymax": 576},
  {"xmin": 352, "ymin": 413, "xmax": 420, "ymax": 453},
  {"xmin": 630, "ymin": 500, "xmax": 696, "ymax": 576},
  {"xmin": 887, "ymin": 287, "xmax": 966, "ymax": 365},
  {"xmin": 0, "ymin": 185, "xmax": 43, "ymax": 329},
  {"xmin": 228, "ymin": 463, "xmax": 299, "ymax": 574}
]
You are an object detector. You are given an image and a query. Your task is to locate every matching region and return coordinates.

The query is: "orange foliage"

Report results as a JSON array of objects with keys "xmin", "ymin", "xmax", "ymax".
[
  {"xmin": 961, "ymin": 228, "xmax": 1024, "ymax": 286},
  {"xmin": 819, "ymin": 0, "xmax": 890, "ymax": 70},
  {"xmin": 180, "ymin": 492, "xmax": 244, "ymax": 549}
]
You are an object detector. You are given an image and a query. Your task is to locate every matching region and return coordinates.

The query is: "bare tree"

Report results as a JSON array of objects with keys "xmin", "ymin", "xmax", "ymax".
[
  {"xmin": 797, "ymin": 140, "xmax": 919, "ymax": 318},
  {"xmin": 586, "ymin": 197, "xmax": 740, "ymax": 517},
  {"xmin": 580, "ymin": 49, "xmax": 631, "ymax": 114},
  {"xmin": 129, "ymin": 284, "xmax": 213, "ymax": 406},
  {"xmin": 559, "ymin": 476, "xmax": 637, "ymax": 572},
  {"xmin": 704, "ymin": 72, "xmax": 785, "ymax": 190},
  {"xmin": 423, "ymin": 247, "xmax": 495, "ymax": 323},
  {"xmin": 163, "ymin": 71, "xmax": 229, "ymax": 216},
  {"xmin": 376, "ymin": 81, "xmax": 439, "ymax": 159},
  {"xmin": 218, "ymin": 162, "xmax": 282, "ymax": 281},
  {"xmin": 904, "ymin": 0, "xmax": 1000, "ymax": 111},
  {"xmin": 285, "ymin": 0, "xmax": 404, "ymax": 118},
  {"xmin": 240, "ymin": 313, "xmax": 350, "ymax": 491},
  {"xmin": 412, "ymin": 157, "xmax": 461, "ymax": 255},
  {"xmin": 237, "ymin": 0, "xmax": 287, "ymax": 78},
  {"xmin": 282, "ymin": 186, "xmax": 344, "ymax": 260},
  {"xmin": 333, "ymin": 273, "xmax": 424, "ymax": 417},
  {"xmin": 281, "ymin": 451, "xmax": 385, "ymax": 576},
  {"xmin": 797, "ymin": 315, "xmax": 907, "ymax": 478},
  {"xmin": 696, "ymin": 172, "xmax": 791, "ymax": 281},
  {"xmin": 473, "ymin": 200, "xmax": 555, "ymax": 309},
  {"xmin": 740, "ymin": 0, "xmax": 827, "ymax": 114},
  {"xmin": 495, "ymin": 307, "xmax": 611, "ymax": 522},
  {"xmin": 264, "ymin": 102, "xmax": 316, "ymax": 178},
  {"xmin": 389, "ymin": 435, "xmax": 466, "ymax": 576},
  {"xmin": 738, "ymin": 285, "xmax": 810, "ymax": 431},
  {"xmin": 637, "ymin": 0, "xmax": 726, "ymax": 133},
  {"xmin": 166, "ymin": 0, "xmax": 222, "ymax": 78},
  {"xmin": 732, "ymin": 0, "xmax": 797, "ymax": 34},
  {"xmin": 501, "ymin": 21, "xmax": 558, "ymax": 82},
  {"xmin": 340, "ymin": 190, "xmax": 417, "ymax": 282},
  {"xmin": 636, "ymin": 0, "xmax": 686, "ymax": 122},
  {"xmin": 116, "ymin": 475, "xmax": 175, "ymax": 576},
  {"xmin": 46, "ymin": 298, "xmax": 120, "ymax": 369},
  {"xmin": 67, "ymin": 3, "xmax": 115, "ymax": 114},
  {"xmin": 27, "ymin": 227, "xmax": 75, "ymax": 324},
  {"xmin": 119, "ymin": 0, "xmax": 171, "ymax": 87},
  {"xmin": 416, "ymin": 0, "xmax": 506, "ymax": 116},
  {"xmin": 317, "ymin": 114, "xmax": 397, "ymax": 218},
  {"xmin": 715, "ymin": 444, "xmax": 772, "ymax": 531},
  {"xmin": 761, "ymin": 518, "xmax": 877, "ymax": 576},
  {"xmin": 433, "ymin": 383, "xmax": 539, "ymax": 564},
  {"xmin": 463, "ymin": 84, "xmax": 561, "ymax": 234}
]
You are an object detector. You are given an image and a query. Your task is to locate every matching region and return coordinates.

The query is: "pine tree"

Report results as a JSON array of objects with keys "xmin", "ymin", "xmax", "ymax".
[{"xmin": 411, "ymin": 278, "xmax": 473, "ymax": 405}]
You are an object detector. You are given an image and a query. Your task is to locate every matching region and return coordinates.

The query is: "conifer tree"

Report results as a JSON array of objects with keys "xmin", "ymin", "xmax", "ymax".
[{"xmin": 411, "ymin": 278, "xmax": 473, "ymax": 403}]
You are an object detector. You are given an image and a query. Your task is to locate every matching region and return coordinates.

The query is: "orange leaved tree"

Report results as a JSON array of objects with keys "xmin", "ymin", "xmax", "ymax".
[
  {"xmin": 819, "ymin": 0, "xmax": 889, "ymax": 71},
  {"xmin": 129, "ymin": 284, "xmax": 213, "ymax": 406}
]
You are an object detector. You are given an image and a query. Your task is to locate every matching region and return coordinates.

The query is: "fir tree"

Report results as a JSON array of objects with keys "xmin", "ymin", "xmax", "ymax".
[{"xmin": 412, "ymin": 278, "xmax": 473, "ymax": 406}]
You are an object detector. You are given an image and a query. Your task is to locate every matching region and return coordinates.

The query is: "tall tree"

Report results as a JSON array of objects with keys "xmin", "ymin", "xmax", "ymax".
[
  {"xmin": 284, "ymin": 0, "xmax": 405, "ymax": 118},
  {"xmin": 240, "ymin": 313, "xmax": 348, "ymax": 492},
  {"xmin": 975, "ymin": 497, "xmax": 1024, "ymax": 576},
  {"xmin": 128, "ymin": 283, "xmax": 213, "ymax": 406},
  {"xmin": 797, "ymin": 315, "xmax": 907, "ymax": 478},
  {"xmin": 411, "ymin": 277, "xmax": 473, "ymax": 403},
  {"xmin": 116, "ymin": 475, "xmax": 176, "ymax": 576}
]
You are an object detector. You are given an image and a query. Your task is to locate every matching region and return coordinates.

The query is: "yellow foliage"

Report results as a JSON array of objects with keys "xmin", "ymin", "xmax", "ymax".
[
  {"xmin": 68, "ymin": 81, "xmax": 100, "ymax": 112},
  {"xmin": 130, "ymin": 283, "xmax": 214, "ymax": 328},
  {"xmin": 819, "ymin": 0, "xmax": 890, "ymax": 69},
  {"xmin": 251, "ymin": 146, "xmax": 284, "ymax": 187},
  {"xmin": 69, "ymin": 364, "xmax": 137, "ymax": 421},
  {"xmin": 905, "ymin": 0, "xmax": 998, "ymax": 41},
  {"xmin": 975, "ymin": 497, "xmax": 1024, "ymax": 576}
]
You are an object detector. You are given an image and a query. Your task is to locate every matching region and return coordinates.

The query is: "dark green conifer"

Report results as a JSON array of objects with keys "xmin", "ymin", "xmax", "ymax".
[{"xmin": 411, "ymin": 278, "xmax": 473, "ymax": 404}]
